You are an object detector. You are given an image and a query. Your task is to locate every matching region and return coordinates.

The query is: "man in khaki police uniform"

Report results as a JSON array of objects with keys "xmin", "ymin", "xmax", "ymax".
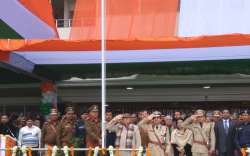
[
  {"xmin": 181, "ymin": 109, "xmax": 215, "ymax": 156},
  {"xmin": 85, "ymin": 105, "xmax": 101, "ymax": 148},
  {"xmin": 42, "ymin": 108, "xmax": 59, "ymax": 147},
  {"xmin": 138, "ymin": 111, "xmax": 170, "ymax": 156},
  {"xmin": 57, "ymin": 106, "xmax": 76, "ymax": 148}
]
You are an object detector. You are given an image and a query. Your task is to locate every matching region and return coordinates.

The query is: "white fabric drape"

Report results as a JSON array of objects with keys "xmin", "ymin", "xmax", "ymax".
[{"xmin": 178, "ymin": 0, "xmax": 250, "ymax": 36}]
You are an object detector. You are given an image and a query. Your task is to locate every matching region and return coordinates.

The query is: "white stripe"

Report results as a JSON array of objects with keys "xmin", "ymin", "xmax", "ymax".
[
  {"xmin": 0, "ymin": 0, "xmax": 56, "ymax": 39},
  {"xmin": 14, "ymin": 45, "xmax": 250, "ymax": 65}
]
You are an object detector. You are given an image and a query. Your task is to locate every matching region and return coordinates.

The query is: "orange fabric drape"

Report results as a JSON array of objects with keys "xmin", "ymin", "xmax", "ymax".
[
  {"xmin": 70, "ymin": 0, "xmax": 179, "ymax": 40},
  {"xmin": 146, "ymin": 147, "xmax": 152, "ymax": 156},
  {"xmin": 130, "ymin": 149, "xmax": 137, "ymax": 156},
  {"xmin": 47, "ymin": 146, "xmax": 52, "ymax": 156},
  {"xmin": 241, "ymin": 148, "xmax": 247, "ymax": 156},
  {"xmin": 70, "ymin": 147, "xmax": 75, "ymax": 156},
  {"xmin": 87, "ymin": 148, "xmax": 93, "ymax": 156},
  {"xmin": 2, "ymin": 34, "xmax": 250, "ymax": 52},
  {"xmin": 114, "ymin": 148, "xmax": 121, "ymax": 156},
  {"xmin": 27, "ymin": 148, "xmax": 32, "ymax": 156},
  {"xmin": 5, "ymin": 136, "xmax": 17, "ymax": 156}
]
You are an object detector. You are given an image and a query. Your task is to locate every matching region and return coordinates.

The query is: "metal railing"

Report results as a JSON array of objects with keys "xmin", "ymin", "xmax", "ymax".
[
  {"xmin": 0, "ymin": 146, "xmax": 144, "ymax": 156},
  {"xmin": 55, "ymin": 19, "xmax": 72, "ymax": 28},
  {"xmin": 2, "ymin": 146, "xmax": 250, "ymax": 156}
]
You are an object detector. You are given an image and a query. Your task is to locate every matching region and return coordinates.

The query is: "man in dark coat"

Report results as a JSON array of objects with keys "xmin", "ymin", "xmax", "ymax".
[
  {"xmin": 235, "ymin": 110, "xmax": 250, "ymax": 156},
  {"xmin": 105, "ymin": 109, "xmax": 116, "ymax": 147},
  {"xmin": 215, "ymin": 109, "xmax": 236, "ymax": 156},
  {"xmin": 75, "ymin": 111, "xmax": 86, "ymax": 156},
  {"xmin": 0, "ymin": 114, "xmax": 17, "ymax": 138}
]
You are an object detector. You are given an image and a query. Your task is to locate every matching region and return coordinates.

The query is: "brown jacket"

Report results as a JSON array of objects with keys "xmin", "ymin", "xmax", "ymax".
[
  {"xmin": 41, "ymin": 122, "xmax": 58, "ymax": 147},
  {"xmin": 139, "ymin": 126, "xmax": 149, "ymax": 147},
  {"xmin": 85, "ymin": 119, "xmax": 101, "ymax": 147},
  {"xmin": 56, "ymin": 119, "xmax": 76, "ymax": 147},
  {"xmin": 181, "ymin": 117, "xmax": 216, "ymax": 154}
]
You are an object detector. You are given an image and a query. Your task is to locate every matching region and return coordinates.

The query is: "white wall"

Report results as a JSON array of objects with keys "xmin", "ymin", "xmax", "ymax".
[
  {"xmin": 57, "ymin": 27, "xmax": 71, "ymax": 39},
  {"xmin": 178, "ymin": 0, "xmax": 250, "ymax": 36}
]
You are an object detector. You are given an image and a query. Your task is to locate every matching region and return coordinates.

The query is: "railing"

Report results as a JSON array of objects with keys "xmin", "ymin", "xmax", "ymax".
[
  {"xmin": 1, "ymin": 146, "xmax": 250, "ymax": 156},
  {"xmin": 0, "ymin": 146, "xmax": 145, "ymax": 156},
  {"xmin": 55, "ymin": 19, "xmax": 72, "ymax": 28}
]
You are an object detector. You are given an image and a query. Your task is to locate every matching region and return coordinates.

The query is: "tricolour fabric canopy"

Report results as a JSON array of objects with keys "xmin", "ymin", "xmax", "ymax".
[
  {"xmin": 1, "ymin": 34, "xmax": 250, "ymax": 82},
  {"xmin": 0, "ymin": 0, "xmax": 58, "ymax": 39},
  {"xmin": 1, "ymin": 34, "xmax": 250, "ymax": 65}
]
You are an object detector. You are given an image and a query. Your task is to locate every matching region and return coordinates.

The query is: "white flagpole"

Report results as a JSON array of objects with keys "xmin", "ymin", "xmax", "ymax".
[{"xmin": 101, "ymin": 0, "xmax": 106, "ymax": 149}]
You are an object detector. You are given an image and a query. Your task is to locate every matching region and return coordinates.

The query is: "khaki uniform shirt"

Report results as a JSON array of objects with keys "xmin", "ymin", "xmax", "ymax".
[
  {"xmin": 181, "ymin": 117, "xmax": 216, "ymax": 154},
  {"xmin": 139, "ymin": 119, "xmax": 170, "ymax": 156}
]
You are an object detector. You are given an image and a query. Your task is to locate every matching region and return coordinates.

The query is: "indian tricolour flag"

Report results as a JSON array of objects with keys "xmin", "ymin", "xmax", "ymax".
[
  {"xmin": 0, "ymin": 135, "xmax": 16, "ymax": 156},
  {"xmin": 0, "ymin": 0, "xmax": 58, "ymax": 39}
]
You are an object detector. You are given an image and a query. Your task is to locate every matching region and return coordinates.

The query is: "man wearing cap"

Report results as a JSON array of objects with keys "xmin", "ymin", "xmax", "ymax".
[
  {"xmin": 138, "ymin": 111, "xmax": 170, "ymax": 156},
  {"xmin": 181, "ymin": 109, "xmax": 215, "ymax": 156},
  {"xmin": 85, "ymin": 105, "xmax": 101, "ymax": 148},
  {"xmin": 235, "ymin": 110, "xmax": 250, "ymax": 156},
  {"xmin": 42, "ymin": 108, "xmax": 59, "ymax": 148},
  {"xmin": 106, "ymin": 113, "xmax": 141, "ymax": 156},
  {"xmin": 57, "ymin": 107, "xmax": 77, "ymax": 149},
  {"xmin": 215, "ymin": 109, "xmax": 236, "ymax": 156}
]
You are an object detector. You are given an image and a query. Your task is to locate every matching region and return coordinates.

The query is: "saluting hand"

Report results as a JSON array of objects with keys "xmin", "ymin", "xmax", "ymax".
[
  {"xmin": 114, "ymin": 114, "xmax": 123, "ymax": 121},
  {"xmin": 191, "ymin": 115, "xmax": 198, "ymax": 121},
  {"xmin": 148, "ymin": 114, "xmax": 155, "ymax": 120}
]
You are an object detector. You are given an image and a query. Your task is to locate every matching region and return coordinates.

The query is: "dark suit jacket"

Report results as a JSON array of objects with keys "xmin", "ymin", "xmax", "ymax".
[
  {"xmin": 106, "ymin": 130, "xmax": 116, "ymax": 147},
  {"xmin": 215, "ymin": 119, "xmax": 236, "ymax": 155}
]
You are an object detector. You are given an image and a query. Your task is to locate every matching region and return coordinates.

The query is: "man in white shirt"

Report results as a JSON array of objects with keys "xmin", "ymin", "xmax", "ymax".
[{"xmin": 18, "ymin": 116, "xmax": 41, "ymax": 156}]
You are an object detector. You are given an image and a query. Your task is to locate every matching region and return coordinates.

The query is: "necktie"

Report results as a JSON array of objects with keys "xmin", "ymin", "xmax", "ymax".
[{"xmin": 224, "ymin": 120, "xmax": 229, "ymax": 134}]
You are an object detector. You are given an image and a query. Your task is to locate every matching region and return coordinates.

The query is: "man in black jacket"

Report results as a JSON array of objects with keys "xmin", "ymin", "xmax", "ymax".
[
  {"xmin": 75, "ymin": 111, "xmax": 86, "ymax": 156},
  {"xmin": 215, "ymin": 109, "xmax": 236, "ymax": 156},
  {"xmin": 105, "ymin": 109, "xmax": 116, "ymax": 147},
  {"xmin": 235, "ymin": 110, "xmax": 250, "ymax": 156},
  {"xmin": 0, "ymin": 114, "xmax": 17, "ymax": 138}
]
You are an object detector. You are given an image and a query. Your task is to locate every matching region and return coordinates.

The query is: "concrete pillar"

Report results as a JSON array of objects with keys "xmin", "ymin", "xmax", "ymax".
[{"xmin": 64, "ymin": 0, "xmax": 70, "ymax": 27}]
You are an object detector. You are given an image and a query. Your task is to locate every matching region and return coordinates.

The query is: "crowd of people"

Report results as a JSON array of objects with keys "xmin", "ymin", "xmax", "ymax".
[{"xmin": 1, "ymin": 105, "xmax": 250, "ymax": 156}]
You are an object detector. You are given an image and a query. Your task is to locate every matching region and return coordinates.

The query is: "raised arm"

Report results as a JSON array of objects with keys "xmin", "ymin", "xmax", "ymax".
[{"xmin": 106, "ymin": 114, "xmax": 123, "ymax": 132}]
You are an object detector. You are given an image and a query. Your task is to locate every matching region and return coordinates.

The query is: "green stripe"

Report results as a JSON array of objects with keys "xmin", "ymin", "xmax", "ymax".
[
  {"xmin": 33, "ymin": 59, "xmax": 250, "ymax": 81},
  {"xmin": 0, "ymin": 19, "xmax": 23, "ymax": 39}
]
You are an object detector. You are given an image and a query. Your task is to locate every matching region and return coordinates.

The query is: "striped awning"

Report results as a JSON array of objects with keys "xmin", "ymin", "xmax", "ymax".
[{"xmin": 0, "ymin": 0, "xmax": 58, "ymax": 39}]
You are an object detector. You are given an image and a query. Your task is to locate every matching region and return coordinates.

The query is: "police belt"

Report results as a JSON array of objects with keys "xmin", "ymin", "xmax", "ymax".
[{"xmin": 193, "ymin": 140, "xmax": 207, "ymax": 146}]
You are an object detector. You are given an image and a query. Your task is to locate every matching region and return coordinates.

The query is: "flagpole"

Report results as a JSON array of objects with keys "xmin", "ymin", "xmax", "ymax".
[{"xmin": 101, "ymin": 0, "xmax": 106, "ymax": 149}]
